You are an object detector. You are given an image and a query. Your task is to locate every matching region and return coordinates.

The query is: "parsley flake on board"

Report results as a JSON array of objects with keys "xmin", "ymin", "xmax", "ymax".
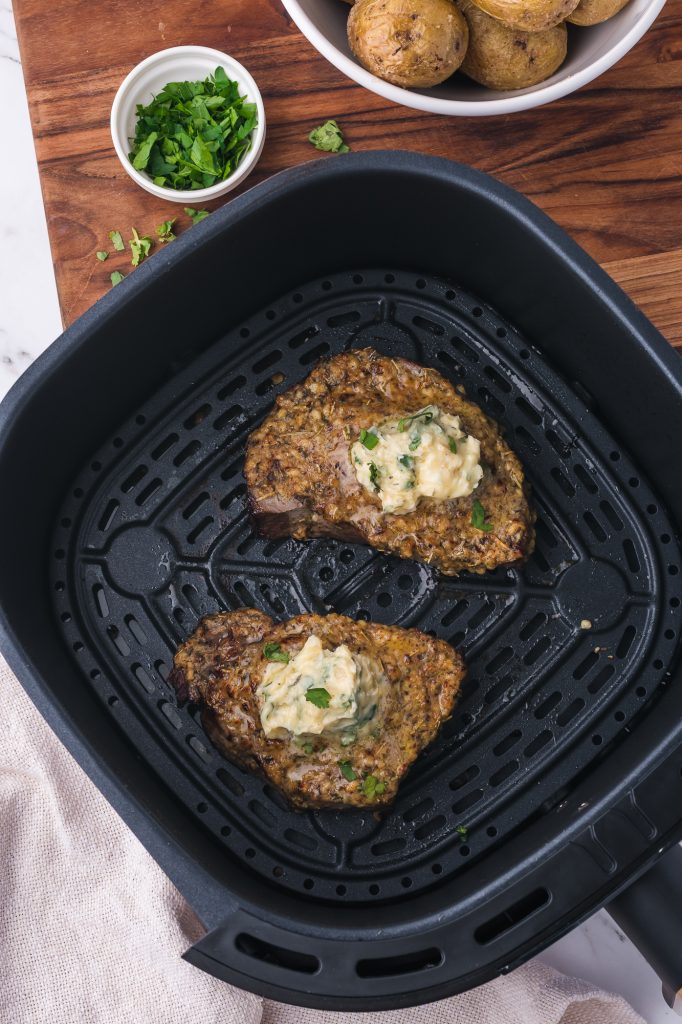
[
  {"xmin": 96, "ymin": 251, "xmax": 109, "ymax": 262},
  {"xmin": 185, "ymin": 207, "xmax": 210, "ymax": 225},
  {"xmin": 308, "ymin": 119, "xmax": 349, "ymax": 154},
  {"xmin": 129, "ymin": 228, "xmax": 154, "ymax": 267},
  {"xmin": 455, "ymin": 824, "xmax": 469, "ymax": 842},
  {"xmin": 471, "ymin": 499, "xmax": 493, "ymax": 532},
  {"xmin": 263, "ymin": 642, "xmax": 290, "ymax": 664},
  {"xmin": 339, "ymin": 760, "xmax": 357, "ymax": 782},
  {"xmin": 156, "ymin": 219, "xmax": 176, "ymax": 242},
  {"xmin": 109, "ymin": 230, "xmax": 125, "ymax": 252},
  {"xmin": 359, "ymin": 428, "xmax": 379, "ymax": 450},
  {"xmin": 305, "ymin": 687, "xmax": 331, "ymax": 709},
  {"xmin": 128, "ymin": 67, "xmax": 258, "ymax": 191},
  {"xmin": 362, "ymin": 775, "xmax": 386, "ymax": 798},
  {"xmin": 110, "ymin": 271, "xmax": 125, "ymax": 287}
]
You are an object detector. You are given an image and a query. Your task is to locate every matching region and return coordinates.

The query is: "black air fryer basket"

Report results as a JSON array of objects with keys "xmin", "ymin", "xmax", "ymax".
[{"xmin": 2, "ymin": 153, "xmax": 682, "ymax": 1011}]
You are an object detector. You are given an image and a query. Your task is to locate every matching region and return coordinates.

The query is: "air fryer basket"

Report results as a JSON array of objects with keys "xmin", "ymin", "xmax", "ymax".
[{"xmin": 2, "ymin": 153, "xmax": 682, "ymax": 1010}]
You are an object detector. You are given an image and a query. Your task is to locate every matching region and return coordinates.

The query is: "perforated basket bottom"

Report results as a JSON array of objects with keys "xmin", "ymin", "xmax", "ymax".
[{"xmin": 51, "ymin": 269, "xmax": 682, "ymax": 903}]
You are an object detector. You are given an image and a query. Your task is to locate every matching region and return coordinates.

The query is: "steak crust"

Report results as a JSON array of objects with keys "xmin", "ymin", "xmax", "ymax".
[
  {"xmin": 244, "ymin": 348, "xmax": 534, "ymax": 574},
  {"xmin": 170, "ymin": 610, "xmax": 465, "ymax": 810}
]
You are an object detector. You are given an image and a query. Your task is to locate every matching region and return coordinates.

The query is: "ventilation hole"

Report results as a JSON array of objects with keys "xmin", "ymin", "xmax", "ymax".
[
  {"xmin": 592, "ymin": 734, "xmax": 603, "ymax": 746},
  {"xmin": 98, "ymin": 499, "xmax": 119, "ymax": 533},
  {"xmin": 236, "ymin": 934, "xmax": 319, "ymax": 975},
  {"xmin": 587, "ymin": 664, "xmax": 615, "ymax": 694},
  {"xmin": 183, "ymin": 403, "xmax": 211, "ymax": 430},
  {"xmin": 54, "ymin": 581, "xmax": 65, "ymax": 592},
  {"xmin": 183, "ymin": 492, "xmax": 209, "ymax": 520},
  {"xmin": 216, "ymin": 767, "xmax": 245, "ymax": 796},
  {"xmin": 546, "ymin": 429, "xmax": 571, "ymax": 458},
  {"xmin": 173, "ymin": 607, "xmax": 185, "ymax": 625},
  {"xmin": 187, "ymin": 517, "xmax": 214, "ymax": 544},
  {"xmin": 496, "ymin": 327, "xmax": 507, "ymax": 338},
  {"xmin": 265, "ymin": 310, "xmax": 277, "ymax": 322},
  {"xmin": 398, "ymin": 574, "xmax": 413, "ymax": 591},
  {"xmin": 451, "ymin": 336, "xmax": 479, "ymax": 363},
  {"xmin": 91, "ymin": 460, "xmax": 102, "ymax": 471},
  {"xmin": 220, "ymin": 825, "xmax": 231, "ymax": 836},
  {"xmin": 318, "ymin": 566, "xmax": 334, "ymax": 583},
  {"xmin": 245, "ymin": 848, "xmax": 256, "ymax": 859},
  {"xmin": 72, "ymin": 641, "xmax": 83, "ymax": 653},
  {"xmin": 453, "ymin": 789, "xmax": 483, "ymax": 813},
  {"xmin": 485, "ymin": 646, "xmax": 514, "ymax": 674},
  {"xmin": 300, "ymin": 342, "xmax": 331, "ymax": 366},
  {"xmin": 413, "ymin": 315, "xmax": 444, "ymax": 336},
  {"xmin": 610, "ymin": 451, "xmax": 620, "ymax": 461},
  {"xmin": 514, "ymin": 396, "xmax": 542, "ymax": 425},
  {"xmin": 550, "ymin": 468, "xmax": 575, "ymax": 497},
  {"xmin": 616, "ymin": 625, "xmax": 636, "ymax": 659},
  {"xmin": 600, "ymin": 500, "xmax": 623, "ymax": 530},
  {"xmin": 636, "ymin": 686, "xmax": 646, "ymax": 697},
  {"xmin": 159, "ymin": 700, "xmax": 182, "ymax": 728},
  {"xmin": 125, "ymin": 614, "xmax": 148, "ymax": 645},
  {"xmin": 670, "ymin": 565, "xmax": 680, "ymax": 576},
  {"xmin": 449, "ymin": 765, "xmax": 480, "ymax": 791},
  {"xmin": 174, "ymin": 440, "xmax": 201, "ymax": 466},
  {"xmin": 90, "ymin": 669, "xmax": 100, "ymax": 679},
  {"xmin": 303, "ymin": 878, "xmax": 314, "ymax": 890},
  {"xmin": 92, "ymin": 584, "xmax": 109, "ymax": 618},
  {"xmin": 151, "ymin": 432, "xmax": 179, "ymax": 460},
  {"xmin": 213, "ymin": 405, "xmax": 243, "ymax": 431},
  {"xmin": 468, "ymin": 602, "xmax": 495, "ymax": 630},
  {"xmin": 574, "ymin": 464, "xmax": 598, "ymax": 493},
  {"xmin": 239, "ymin": 328, "xmax": 250, "ymax": 339},
  {"xmin": 524, "ymin": 636, "xmax": 551, "ymax": 666},
  {"xmin": 662, "ymin": 534, "xmax": 671, "ymax": 544},
  {"xmin": 403, "ymin": 798, "xmax": 434, "ymax": 823},
  {"xmin": 188, "ymin": 735, "xmax": 210, "ymax": 762},
  {"xmin": 196, "ymin": 802, "xmax": 208, "ymax": 814},
  {"xmin": 260, "ymin": 582, "xmax": 285, "ymax": 614},
  {"xmin": 441, "ymin": 599, "xmax": 469, "ymax": 627},
  {"xmin": 477, "ymin": 387, "xmax": 504, "ymax": 417},
  {"xmin": 437, "ymin": 349, "xmax": 465, "ymax": 376},
  {"xmin": 623, "ymin": 539, "xmax": 640, "ymax": 574},
  {"xmin": 557, "ymin": 697, "xmax": 585, "ymax": 726},
  {"xmin": 336, "ymin": 884, "xmax": 347, "ymax": 896},
  {"xmin": 493, "ymin": 730, "xmax": 522, "ymax": 756},
  {"xmin": 665, "ymin": 629, "xmax": 675, "ymax": 640},
  {"xmin": 459, "ymin": 845, "xmax": 470, "ymax": 857},
  {"xmin": 671, "ymin": 598, "xmax": 680, "ymax": 608},
  {"xmin": 484, "ymin": 365, "xmax": 512, "ymax": 393},
  {"xmin": 489, "ymin": 761, "xmax": 518, "ymax": 787},
  {"xmin": 432, "ymin": 863, "xmax": 443, "ymax": 875},
  {"xmin": 356, "ymin": 609, "xmax": 370, "ymax": 622},
  {"xmin": 288, "ymin": 325, "xmax": 319, "ymax": 350},
  {"xmin": 377, "ymin": 592, "xmax": 392, "ymax": 608},
  {"xmin": 107, "ymin": 695, "xmax": 119, "ymax": 706},
  {"xmin": 515, "ymin": 426, "xmax": 541, "ymax": 456},
  {"xmin": 112, "ymin": 437, "xmax": 124, "ymax": 448},
  {"xmin": 583, "ymin": 511, "xmax": 607, "ymax": 542},
  {"xmin": 135, "ymin": 478, "xmax": 162, "ymax": 506},
  {"xmin": 472, "ymin": 306, "xmax": 482, "ymax": 317},
  {"xmin": 475, "ymin": 888, "xmax": 550, "ymax": 945},
  {"xmin": 60, "ymin": 517, "xmax": 71, "ymax": 528},
  {"xmin": 415, "ymin": 278, "xmax": 426, "ymax": 289},
  {"xmin": 385, "ymin": 273, "xmax": 395, "ymax": 284},
  {"xmin": 369, "ymin": 884, "xmax": 380, "ymax": 895},
  {"xmin": 654, "ymin": 658, "xmax": 664, "ymax": 669},
  {"xmin": 253, "ymin": 349, "xmax": 282, "ymax": 374},
  {"xmin": 371, "ymin": 837, "xmax": 406, "ymax": 856},
  {"xmin": 629, "ymin": 477, "xmax": 639, "ymax": 488},
  {"xmin": 483, "ymin": 673, "xmax": 515, "ymax": 706},
  {"xmin": 487, "ymin": 826, "xmax": 498, "ymax": 838},
  {"xmin": 217, "ymin": 374, "xmax": 247, "ymax": 400},
  {"xmin": 340, "ymin": 548, "xmax": 354, "ymax": 563},
  {"xmin": 524, "ymin": 730, "xmax": 552, "ymax": 757},
  {"xmin": 401, "ymin": 877, "xmax": 413, "ymax": 888},
  {"xmin": 73, "ymin": 487, "xmax": 83, "ymax": 497},
  {"xmin": 353, "ymin": 274, "xmax": 364, "ymax": 284},
  {"xmin": 357, "ymin": 947, "xmax": 443, "ymax": 979},
  {"xmin": 328, "ymin": 310, "xmax": 361, "ymax": 328},
  {"xmin": 60, "ymin": 612, "xmax": 71, "ymax": 622},
  {"xmin": 519, "ymin": 348, "xmax": 530, "ymax": 359},
  {"xmin": 614, "ymin": 710, "xmax": 626, "ymax": 722},
  {"xmin": 414, "ymin": 816, "xmax": 446, "ymax": 841},
  {"xmin": 519, "ymin": 612, "xmax": 547, "ymax": 641},
  {"xmin": 284, "ymin": 828, "xmax": 317, "ymax": 851},
  {"xmin": 574, "ymin": 651, "xmax": 599, "ymax": 680},
  {"xmin": 107, "ymin": 625, "xmax": 130, "ymax": 657}
]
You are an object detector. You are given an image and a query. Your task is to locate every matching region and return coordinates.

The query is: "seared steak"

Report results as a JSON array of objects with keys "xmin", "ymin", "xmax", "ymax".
[
  {"xmin": 244, "ymin": 348, "xmax": 534, "ymax": 575},
  {"xmin": 170, "ymin": 610, "xmax": 465, "ymax": 810}
]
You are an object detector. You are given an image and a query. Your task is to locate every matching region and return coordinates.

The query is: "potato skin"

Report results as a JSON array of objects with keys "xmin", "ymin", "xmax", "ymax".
[
  {"xmin": 567, "ymin": 0, "xmax": 629, "ymax": 25},
  {"xmin": 468, "ymin": 0, "xmax": 579, "ymax": 30},
  {"xmin": 348, "ymin": 0, "xmax": 469, "ymax": 88},
  {"xmin": 459, "ymin": 0, "xmax": 566, "ymax": 89}
]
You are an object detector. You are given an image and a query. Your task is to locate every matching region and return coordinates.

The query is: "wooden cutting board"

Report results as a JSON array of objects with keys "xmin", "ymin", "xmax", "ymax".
[{"xmin": 13, "ymin": 0, "xmax": 682, "ymax": 344}]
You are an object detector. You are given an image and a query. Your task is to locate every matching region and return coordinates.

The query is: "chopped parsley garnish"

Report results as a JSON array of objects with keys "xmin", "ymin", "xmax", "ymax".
[
  {"xmin": 368, "ymin": 462, "xmax": 380, "ymax": 491},
  {"xmin": 362, "ymin": 775, "xmax": 386, "ymax": 798},
  {"xmin": 185, "ymin": 207, "xmax": 210, "ymax": 225},
  {"xmin": 308, "ymin": 119, "xmax": 349, "ymax": 154},
  {"xmin": 455, "ymin": 824, "xmax": 469, "ymax": 842},
  {"xmin": 448, "ymin": 437, "xmax": 458, "ymax": 453},
  {"xmin": 359, "ymin": 429, "xmax": 379, "ymax": 450},
  {"xmin": 398, "ymin": 408, "xmax": 434, "ymax": 433},
  {"xmin": 129, "ymin": 228, "xmax": 153, "ymax": 267},
  {"xmin": 302, "ymin": 742, "xmax": 314, "ymax": 755},
  {"xmin": 398, "ymin": 454, "xmax": 414, "ymax": 470},
  {"xmin": 96, "ymin": 250, "xmax": 109, "ymax": 262},
  {"xmin": 109, "ymin": 230, "xmax": 125, "ymax": 252},
  {"xmin": 156, "ymin": 219, "xmax": 176, "ymax": 242},
  {"xmin": 409, "ymin": 434, "xmax": 422, "ymax": 451},
  {"xmin": 263, "ymin": 642, "xmax": 290, "ymax": 664},
  {"xmin": 110, "ymin": 271, "xmax": 125, "ymax": 287},
  {"xmin": 339, "ymin": 760, "xmax": 357, "ymax": 782},
  {"xmin": 471, "ymin": 499, "xmax": 493, "ymax": 532},
  {"xmin": 128, "ymin": 67, "xmax": 258, "ymax": 191},
  {"xmin": 305, "ymin": 687, "xmax": 331, "ymax": 709}
]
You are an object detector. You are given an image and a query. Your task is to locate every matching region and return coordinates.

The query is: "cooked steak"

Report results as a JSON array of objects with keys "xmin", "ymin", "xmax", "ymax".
[
  {"xmin": 245, "ymin": 348, "xmax": 534, "ymax": 575},
  {"xmin": 170, "ymin": 610, "xmax": 465, "ymax": 810}
]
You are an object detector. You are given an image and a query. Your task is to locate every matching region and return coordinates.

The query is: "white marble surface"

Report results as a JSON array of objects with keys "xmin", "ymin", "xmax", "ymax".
[{"xmin": 1, "ymin": 1, "xmax": 679, "ymax": 1019}]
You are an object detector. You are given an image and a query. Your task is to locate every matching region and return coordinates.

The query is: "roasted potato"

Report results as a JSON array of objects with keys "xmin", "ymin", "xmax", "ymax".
[
  {"xmin": 459, "ymin": 0, "xmax": 566, "ymax": 89},
  {"xmin": 468, "ymin": 0, "xmax": 579, "ymax": 31},
  {"xmin": 567, "ymin": 0, "xmax": 629, "ymax": 24},
  {"xmin": 348, "ymin": 0, "xmax": 469, "ymax": 88}
]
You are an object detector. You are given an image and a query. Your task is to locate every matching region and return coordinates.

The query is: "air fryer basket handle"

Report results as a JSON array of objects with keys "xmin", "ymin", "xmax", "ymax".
[{"xmin": 608, "ymin": 844, "xmax": 682, "ymax": 1013}]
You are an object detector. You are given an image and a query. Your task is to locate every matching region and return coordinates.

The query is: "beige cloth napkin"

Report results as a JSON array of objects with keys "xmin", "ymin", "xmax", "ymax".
[{"xmin": 0, "ymin": 656, "xmax": 644, "ymax": 1024}]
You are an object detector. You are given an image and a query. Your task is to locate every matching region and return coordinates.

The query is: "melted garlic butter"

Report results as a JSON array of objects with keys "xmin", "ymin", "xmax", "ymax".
[
  {"xmin": 351, "ymin": 405, "xmax": 483, "ymax": 514},
  {"xmin": 257, "ymin": 635, "xmax": 384, "ymax": 740}
]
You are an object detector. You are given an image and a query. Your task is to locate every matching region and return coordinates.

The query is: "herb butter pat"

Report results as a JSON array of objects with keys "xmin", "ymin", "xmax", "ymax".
[
  {"xmin": 351, "ymin": 405, "xmax": 483, "ymax": 514},
  {"xmin": 257, "ymin": 635, "xmax": 383, "ymax": 740}
]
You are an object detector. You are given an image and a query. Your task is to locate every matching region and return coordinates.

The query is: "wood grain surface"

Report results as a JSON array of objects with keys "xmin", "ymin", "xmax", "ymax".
[{"xmin": 13, "ymin": 0, "xmax": 682, "ymax": 344}]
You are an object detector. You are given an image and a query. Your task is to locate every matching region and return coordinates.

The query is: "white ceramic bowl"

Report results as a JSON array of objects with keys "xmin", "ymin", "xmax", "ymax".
[
  {"xmin": 281, "ymin": 0, "xmax": 665, "ymax": 116},
  {"xmin": 111, "ymin": 46, "xmax": 266, "ymax": 202}
]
